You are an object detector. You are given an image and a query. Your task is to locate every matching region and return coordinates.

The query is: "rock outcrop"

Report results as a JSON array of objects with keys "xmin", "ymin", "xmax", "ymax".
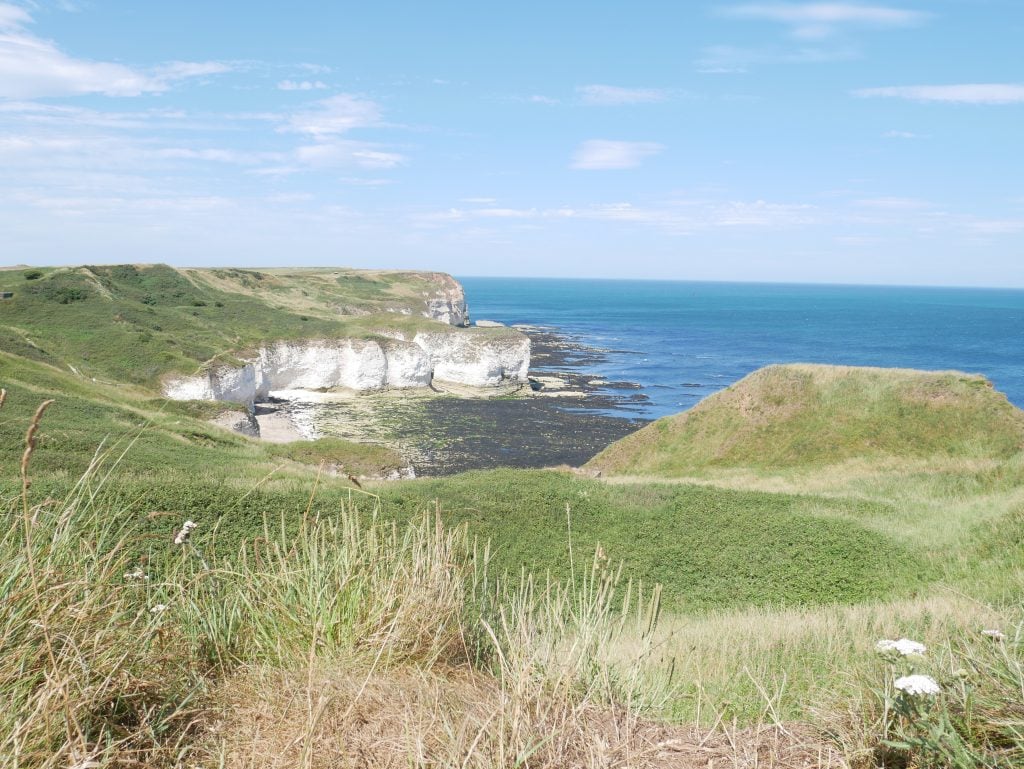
[
  {"xmin": 421, "ymin": 272, "xmax": 469, "ymax": 327},
  {"xmin": 162, "ymin": 329, "xmax": 530, "ymax": 405}
]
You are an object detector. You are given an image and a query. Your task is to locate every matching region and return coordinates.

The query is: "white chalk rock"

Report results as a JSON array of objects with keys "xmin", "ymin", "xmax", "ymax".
[
  {"xmin": 260, "ymin": 339, "xmax": 388, "ymax": 391},
  {"xmin": 421, "ymin": 273, "xmax": 469, "ymax": 326},
  {"xmin": 413, "ymin": 330, "xmax": 530, "ymax": 386},
  {"xmin": 163, "ymin": 361, "xmax": 260, "ymax": 402},
  {"xmin": 161, "ymin": 328, "xmax": 530, "ymax": 402}
]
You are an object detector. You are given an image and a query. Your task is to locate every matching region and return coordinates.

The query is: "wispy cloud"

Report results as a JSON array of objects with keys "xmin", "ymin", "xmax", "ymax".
[
  {"xmin": 577, "ymin": 84, "xmax": 668, "ymax": 106},
  {"xmin": 855, "ymin": 84, "xmax": 1024, "ymax": 104},
  {"xmin": 277, "ymin": 79, "xmax": 328, "ymax": 91},
  {"xmin": 964, "ymin": 219, "xmax": 1024, "ymax": 235},
  {"xmin": 278, "ymin": 93, "xmax": 381, "ymax": 136},
  {"xmin": 855, "ymin": 197, "xmax": 932, "ymax": 210},
  {"xmin": 0, "ymin": 3, "xmax": 30, "ymax": 29},
  {"xmin": 412, "ymin": 198, "xmax": 817, "ymax": 232},
  {"xmin": 722, "ymin": 3, "xmax": 927, "ymax": 39},
  {"xmin": 156, "ymin": 61, "xmax": 234, "ymax": 81},
  {"xmin": 883, "ymin": 130, "xmax": 925, "ymax": 139},
  {"xmin": 695, "ymin": 43, "xmax": 857, "ymax": 73},
  {"xmin": 291, "ymin": 141, "xmax": 403, "ymax": 169},
  {"xmin": 571, "ymin": 140, "xmax": 663, "ymax": 170},
  {"xmin": 0, "ymin": 3, "xmax": 233, "ymax": 98}
]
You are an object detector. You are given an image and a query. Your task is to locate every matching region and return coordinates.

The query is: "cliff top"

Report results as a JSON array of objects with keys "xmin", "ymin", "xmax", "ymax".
[
  {"xmin": 0, "ymin": 263, "xmax": 520, "ymax": 387},
  {"xmin": 587, "ymin": 363, "xmax": 1024, "ymax": 476}
]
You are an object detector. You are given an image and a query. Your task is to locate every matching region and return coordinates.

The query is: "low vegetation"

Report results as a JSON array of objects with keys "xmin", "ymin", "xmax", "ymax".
[
  {"xmin": 0, "ymin": 264, "xmax": 495, "ymax": 387},
  {"xmin": 588, "ymin": 364, "xmax": 1024, "ymax": 476},
  {"xmin": 4, "ymin": 321, "xmax": 1024, "ymax": 766}
]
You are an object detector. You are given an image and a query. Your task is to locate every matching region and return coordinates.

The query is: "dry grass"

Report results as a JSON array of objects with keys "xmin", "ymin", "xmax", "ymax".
[
  {"xmin": 201, "ymin": 664, "xmax": 842, "ymax": 769},
  {"xmin": 610, "ymin": 593, "xmax": 1003, "ymax": 723}
]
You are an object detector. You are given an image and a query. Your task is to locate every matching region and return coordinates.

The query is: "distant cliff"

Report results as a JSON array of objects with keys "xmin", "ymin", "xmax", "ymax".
[
  {"xmin": 162, "ymin": 328, "xmax": 530, "ymax": 402},
  {"xmin": 0, "ymin": 264, "xmax": 529, "ymax": 401}
]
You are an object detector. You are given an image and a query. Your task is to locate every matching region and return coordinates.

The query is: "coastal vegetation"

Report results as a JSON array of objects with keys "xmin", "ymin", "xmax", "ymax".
[
  {"xmin": 2, "ymin": 272, "xmax": 1024, "ymax": 767},
  {"xmin": 0, "ymin": 264, "xmax": 509, "ymax": 387}
]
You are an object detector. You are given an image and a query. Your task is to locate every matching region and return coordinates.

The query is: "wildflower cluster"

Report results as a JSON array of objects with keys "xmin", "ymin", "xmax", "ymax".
[
  {"xmin": 876, "ymin": 638, "xmax": 927, "ymax": 657},
  {"xmin": 173, "ymin": 519, "xmax": 197, "ymax": 546},
  {"xmin": 894, "ymin": 674, "xmax": 941, "ymax": 697},
  {"xmin": 877, "ymin": 636, "xmax": 939, "ymax": 699}
]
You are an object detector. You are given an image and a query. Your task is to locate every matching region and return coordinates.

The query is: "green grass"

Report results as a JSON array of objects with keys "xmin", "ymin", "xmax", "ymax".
[
  {"xmin": 588, "ymin": 364, "xmax": 1024, "ymax": 476},
  {"xmin": 265, "ymin": 437, "xmax": 405, "ymax": 475},
  {"xmin": 0, "ymin": 264, "xmax": 514, "ymax": 388},
  {"xmin": 6, "ymin": 347, "xmax": 1024, "ymax": 765},
  {"xmin": 377, "ymin": 469, "xmax": 932, "ymax": 611}
]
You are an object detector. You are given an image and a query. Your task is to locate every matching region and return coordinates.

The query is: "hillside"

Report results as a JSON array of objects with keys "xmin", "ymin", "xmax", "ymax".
[
  {"xmin": 6, "ymin": 334, "xmax": 1024, "ymax": 765},
  {"xmin": 587, "ymin": 363, "xmax": 1024, "ymax": 477},
  {"xmin": 0, "ymin": 264, "xmax": 521, "ymax": 389}
]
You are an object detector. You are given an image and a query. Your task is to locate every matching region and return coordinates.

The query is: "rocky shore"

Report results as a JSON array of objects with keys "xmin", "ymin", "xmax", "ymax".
[{"xmin": 257, "ymin": 325, "xmax": 651, "ymax": 475}]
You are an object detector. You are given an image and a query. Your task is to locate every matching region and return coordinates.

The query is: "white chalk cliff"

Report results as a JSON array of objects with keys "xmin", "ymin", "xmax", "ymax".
[
  {"xmin": 162, "ymin": 329, "xmax": 530, "ymax": 404},
  {"xmin": 384, "ymin": 273, "xmax": 470, "ymax": 327}
]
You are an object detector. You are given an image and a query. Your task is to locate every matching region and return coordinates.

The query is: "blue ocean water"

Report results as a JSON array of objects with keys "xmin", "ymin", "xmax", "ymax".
[{"xmin": 459, "ymin": 278, "xmax": 1024, "ymax": 420}]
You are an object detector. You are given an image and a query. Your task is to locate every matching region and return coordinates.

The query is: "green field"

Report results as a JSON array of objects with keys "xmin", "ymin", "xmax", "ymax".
[{"xmin": 3, "ymin": 286, "xmax": 1024, "ymax": 767}]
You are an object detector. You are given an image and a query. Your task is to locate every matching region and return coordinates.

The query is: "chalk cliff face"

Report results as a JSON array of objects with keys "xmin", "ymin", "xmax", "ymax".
[
  {"xmin": 420, "ymin": 273, "xmax": 469, "ymax": 327},
  {"xmin": 414, "ymin": 331, "xmax": 530, "ymax": 386},
  {"xmin": 162, "ymin": 329, "xmax": 530, "ymax": 404},
  {"xmin": 163, "ymin": 361, "xmax": 261, "ymax": 402}
]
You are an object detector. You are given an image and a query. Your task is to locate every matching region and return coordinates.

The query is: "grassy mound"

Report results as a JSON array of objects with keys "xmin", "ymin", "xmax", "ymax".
[{"xmin": 588, "ymin": 364, "xmax": 1024, "ymax": 477}]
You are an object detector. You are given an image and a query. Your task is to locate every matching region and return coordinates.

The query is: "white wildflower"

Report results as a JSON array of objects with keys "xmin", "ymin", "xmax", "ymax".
[
  {"xmin": 150, "ymin": 604, "xmax": 168, "ymax": 614},
  {"xmin": 876, "ymin": 638, "xmax": 927, "ymax": 656},
  {"xmin": 173, "ymin": 520, "xmax": 197, "ymax": 545},
  {"xmin": 123, "ymin": 568, "xmax": 148, "ymax": 581},
  {"xmin": 894, "ymin": 674, "xmax": 941, "ymax": 697},
  {"xmin": 982, "ymin": 629, "xmax": 1006, "ymax": 641}
]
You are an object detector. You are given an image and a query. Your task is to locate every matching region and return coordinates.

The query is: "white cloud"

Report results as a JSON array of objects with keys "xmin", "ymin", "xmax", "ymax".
[
  {"xmin": 695, "ymin": 43, "xmax": 857, "ymax": 73},
  {"xmin": 571, "ymin": 140, "xmax": 663, "ymax": 170},
  {"xmin": 280, "ymin": 93, "xmax": 381, "ymax": 136},
  {"xmin": 723, "ymin": 3, "xmax": 926, "ymax": 38},
  {"xmin": 0, "ymin": 5, "xmax": 233, "ymax": 98},
  {"xmin": 577, "ymin": 84, "xmax": 667, "ymax": 106},
  {"xmin": 964, "ymin": 219, "xmax": 1024, "ymax": 235},
  {"xmin": 0, "ymin": 3, "xmax": 30, "ymax": 29},
  {"xmin": 883, "ymin": 130, "xmax": 925, "ymax": 139},
  {"xmin": 710, "ymin": 200, "xmax": 817, "ymax": 226},
  {"xmin": 855, "ymin": 84, "xmax": 1024, "ymax": 104},
  {"xmin": 277, "ymin": 79, "xmax": 328, "ymax": 91},
  {"xmin": 413, "ymin": 198, "xmax": 818, "ymax": 233},
  {"xmin": 156, "ymin": 61, "xmax": 233, "ymax": 81},
  {"xmin": 338, "ymin": 177, "xmax": 394, "ymax": 186},
  {"xmin": 855, "ymin": 197, "xmax": 931, "ymax": 210}
]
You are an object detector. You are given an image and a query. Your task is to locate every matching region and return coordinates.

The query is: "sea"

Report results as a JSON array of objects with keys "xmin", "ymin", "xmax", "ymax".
[{"xmin": 459, "ymin": 278, "xmax": 1024, "ymax": 420}]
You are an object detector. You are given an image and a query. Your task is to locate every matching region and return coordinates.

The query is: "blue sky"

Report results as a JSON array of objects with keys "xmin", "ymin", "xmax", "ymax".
[{"xmin": 0, "ymin": 1, "xmax": 1022, "ymax": 286}]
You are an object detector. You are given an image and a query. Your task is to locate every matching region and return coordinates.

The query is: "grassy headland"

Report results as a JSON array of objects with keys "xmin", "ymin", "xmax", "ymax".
[{"xmin": 0, "ymin": 264, "xmax": 518, "ymax": 387}]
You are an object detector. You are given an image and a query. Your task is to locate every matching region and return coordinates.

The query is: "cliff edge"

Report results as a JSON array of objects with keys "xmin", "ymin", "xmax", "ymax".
[{"xmin": 0, "ymin": 264, "xmax": 529, "ymax": 403}]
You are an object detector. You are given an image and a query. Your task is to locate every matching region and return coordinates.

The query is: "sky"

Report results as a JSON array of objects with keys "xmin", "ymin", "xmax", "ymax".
[{"xmin": 0, "ymin": 1, "xmax": 1022, "ymax": 286}]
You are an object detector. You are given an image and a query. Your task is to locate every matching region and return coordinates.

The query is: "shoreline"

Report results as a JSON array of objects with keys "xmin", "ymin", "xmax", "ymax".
[{"xmin": 250, "ymin": 325, "xmax": 651, "ymax": 476}]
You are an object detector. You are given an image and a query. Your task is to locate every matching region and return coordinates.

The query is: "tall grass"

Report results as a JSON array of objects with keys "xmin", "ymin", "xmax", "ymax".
[
  {"xmin": 4, "ymin": 395, "xmax": 1022, "ymax": 767},
  {"xmin": 1, "ymin": 398, "xmax": 678, "ymax": 767}
]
